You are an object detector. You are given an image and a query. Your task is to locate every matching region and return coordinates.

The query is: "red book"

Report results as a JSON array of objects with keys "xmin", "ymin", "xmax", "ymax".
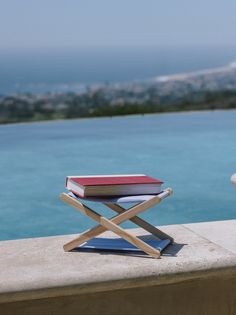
[{"xmin": 66, "ymin": 174, "xmax": 163, "ymax": 197}]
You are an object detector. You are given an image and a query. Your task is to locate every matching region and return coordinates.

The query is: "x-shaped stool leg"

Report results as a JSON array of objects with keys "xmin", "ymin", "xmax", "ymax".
[
  {"xmin": 60, "ymin": 188, "xmax": 173, "ymax": 259},
  {"xmin": 104, "ymin": 203, "xmax": 174, "ymax": 243}
]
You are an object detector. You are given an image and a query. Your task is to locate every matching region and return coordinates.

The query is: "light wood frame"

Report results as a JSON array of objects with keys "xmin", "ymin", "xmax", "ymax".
[{"xmin": 60, "ymin": 188, "xmax": 173, "ymax": 259}]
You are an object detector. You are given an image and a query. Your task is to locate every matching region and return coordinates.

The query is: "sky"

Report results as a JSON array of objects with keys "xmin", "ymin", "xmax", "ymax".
[{"xmin": 0, "ymin": 0, "xmax": 236, "ymax": 51}]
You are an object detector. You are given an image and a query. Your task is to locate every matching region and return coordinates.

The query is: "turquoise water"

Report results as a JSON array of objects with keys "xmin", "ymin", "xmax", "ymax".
[{"xmin": 0, "ymin": 111, "xmax": 236, "ymax": 240}]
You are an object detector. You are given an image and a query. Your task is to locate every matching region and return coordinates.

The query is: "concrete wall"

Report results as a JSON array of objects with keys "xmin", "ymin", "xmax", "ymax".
[
  {"xmin": 1, "ymin": 274, "xmax": 236, "ymax": 315},
  {"xmin": 1, "ymin": 220, "xmax": 236, "ymax": 314}
]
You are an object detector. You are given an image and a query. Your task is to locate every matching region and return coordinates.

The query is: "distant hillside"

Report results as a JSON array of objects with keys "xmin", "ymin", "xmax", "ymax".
[
  {"xmin": 1, "ymin": 62, "xmax": 236, "ymax": 124},
  {"xmin": 100, "ymin": 61, "xmax": 236, "ymax": 105}
]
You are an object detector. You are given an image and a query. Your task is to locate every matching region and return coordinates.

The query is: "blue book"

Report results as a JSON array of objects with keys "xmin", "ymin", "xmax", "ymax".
[{"xmin": 78, "ymin": 236, "xmax": 170, "ymax": 253}]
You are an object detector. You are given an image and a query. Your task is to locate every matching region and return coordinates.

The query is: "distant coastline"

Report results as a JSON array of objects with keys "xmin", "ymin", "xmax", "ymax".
[
  {"xmin": 1, "ymin": 46, "xmax": 236, "ymax": 95},
  {"xmin": 1, "ymin": 108, "xmax": 236, "ymax": 127},
  {"xmin": 153, "ymin": 61, "xmax": 236, "ymax": 82},
  {"xmin": 1, "ymin": 61, "xmax": 236, "ymax": 125}
]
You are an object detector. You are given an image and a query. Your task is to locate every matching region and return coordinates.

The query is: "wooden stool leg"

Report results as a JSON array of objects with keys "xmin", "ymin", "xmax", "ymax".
[
  {"xmin": 60, "ymin": 189, "xmax": 172, "ymax": 255},
  {"xmin": 105, "ymin": 203, "xmax": 174, "ymax": 243},
  {"xmin": 63, "ymin": 204, "xmax": 127, "ymax": 251},
  {"xmin": 63, "ymin": 224, "xmax": 106, "ymax": 252},
  {"xmin": 60, "ymin": 193, "xmax": 160, "ymax": 258},
  {"xmin": 100, "ymin": 216, "xmax": 160, "ymax": 258}
]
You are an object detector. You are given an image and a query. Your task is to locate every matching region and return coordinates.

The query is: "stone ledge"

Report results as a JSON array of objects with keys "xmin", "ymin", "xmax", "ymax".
[{"xmin": 0, "ymin": 220, "xmax": 236, "ymax": 304}]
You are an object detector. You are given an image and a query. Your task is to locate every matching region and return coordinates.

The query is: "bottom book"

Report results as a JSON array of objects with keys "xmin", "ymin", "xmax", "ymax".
[{"xmin": 76, "ymin": 236, "xmax": 170, "ymax": 253}]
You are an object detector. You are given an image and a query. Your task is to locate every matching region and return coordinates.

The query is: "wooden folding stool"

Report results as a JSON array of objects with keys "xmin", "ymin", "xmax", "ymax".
[{"xmin": 60, "ymin": 188, "xmax": 173, "ymax": 259}]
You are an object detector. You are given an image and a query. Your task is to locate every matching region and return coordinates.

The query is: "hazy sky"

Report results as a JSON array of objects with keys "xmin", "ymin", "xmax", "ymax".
[{"xmin": 0, "ymin": 0, "xmax": 236, "ymax": 51}]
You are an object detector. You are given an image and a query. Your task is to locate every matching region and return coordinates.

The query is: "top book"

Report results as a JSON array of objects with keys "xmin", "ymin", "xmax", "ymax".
[{"xmin": 66, "ymin": 174, "xmax": 163, "ymax": 198}]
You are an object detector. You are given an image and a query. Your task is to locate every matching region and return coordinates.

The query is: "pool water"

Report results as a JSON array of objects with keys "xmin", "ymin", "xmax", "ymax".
[{"xmin": 0, "ymin": 111, "xmax": 236, "ymax": 240}]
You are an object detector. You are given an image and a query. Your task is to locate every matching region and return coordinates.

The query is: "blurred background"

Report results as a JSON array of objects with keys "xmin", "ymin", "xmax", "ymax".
[{"xmin": 0, "ymin": 0, "xmax": 236, "ymax": 240}]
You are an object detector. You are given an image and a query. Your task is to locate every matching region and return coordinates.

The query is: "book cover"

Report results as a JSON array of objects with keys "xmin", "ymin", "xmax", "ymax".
[{"xmin": 66, "ymin": 174, "xmax": 163, "ymax": 186}]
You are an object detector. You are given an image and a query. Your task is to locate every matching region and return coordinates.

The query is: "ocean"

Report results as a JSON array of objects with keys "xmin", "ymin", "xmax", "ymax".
[
  {"xmin": 0, "ymin": 110, "xmax": 236, "ymax": 240},
  {"xmin": 1, "ymin": 46, "xmax": 236, "ymax": 94}
]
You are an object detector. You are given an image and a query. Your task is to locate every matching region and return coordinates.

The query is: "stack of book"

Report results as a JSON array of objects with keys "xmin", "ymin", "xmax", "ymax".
[{"xmin": 65, "ymin": 174, "xmax": 163, "ymax": 198}]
